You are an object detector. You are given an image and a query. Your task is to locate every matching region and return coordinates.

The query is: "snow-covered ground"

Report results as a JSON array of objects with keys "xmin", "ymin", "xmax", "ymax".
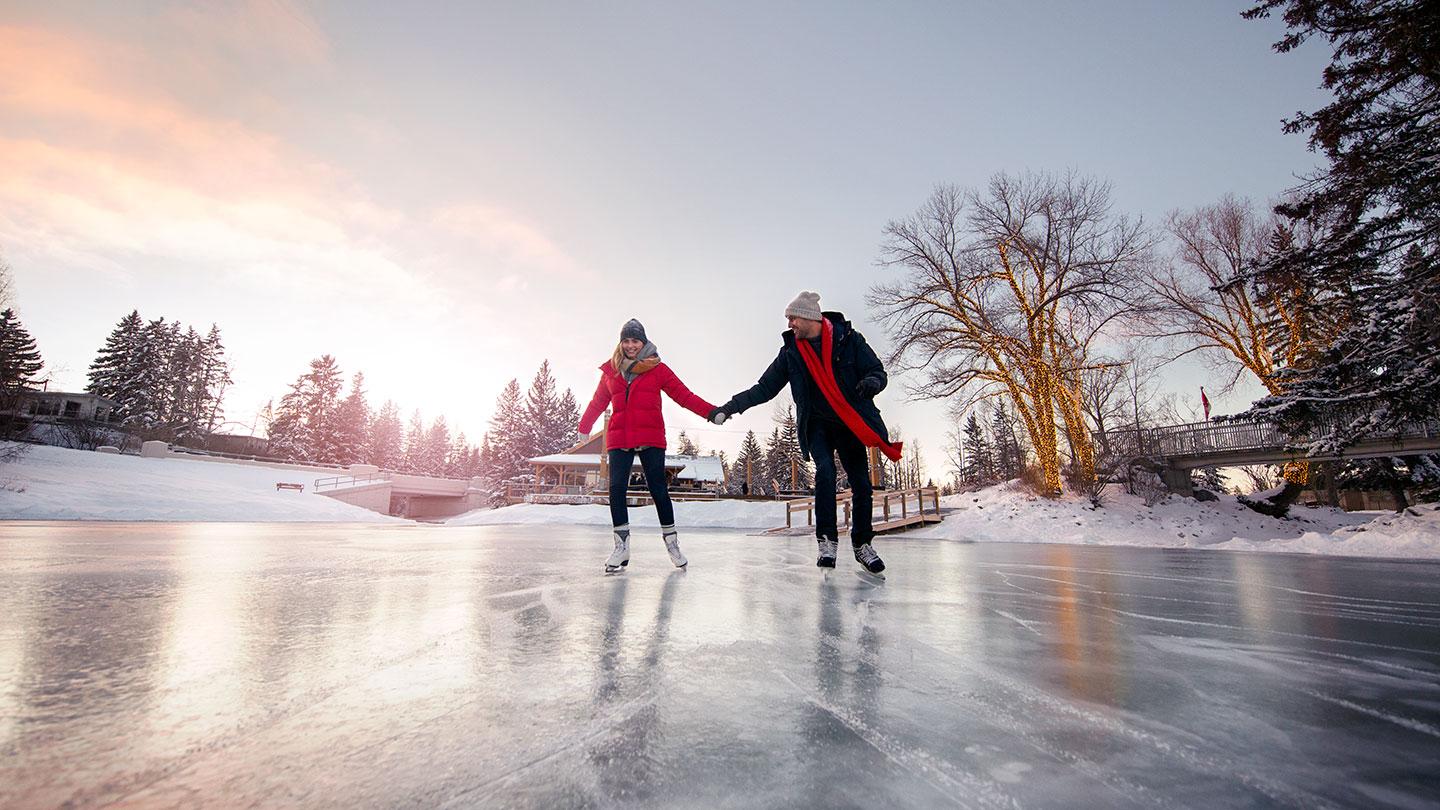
[
  {"xmin": 446, "ymin": 498, "xmax": 782, "ymax": 530},
  {"xmin": 908, "ymin": 484, "xmax": 1440, "ymax": 560},
  {"xmin": 0, "ymin": 444, "xmax": 401, "ymax": 523},
  {"xmin": 4, "ymin": 444, "xmax": 1439, "ymax": 559}
]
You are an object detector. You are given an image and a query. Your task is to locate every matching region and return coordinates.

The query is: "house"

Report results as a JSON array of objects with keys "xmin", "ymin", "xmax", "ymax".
[
  {"xmin": 523, "ymin": 425, "xmax": 726, "ymax": 501},
  {"xmin": 4, "ymin": 390, "xmax": 119, "ymax": 423}
]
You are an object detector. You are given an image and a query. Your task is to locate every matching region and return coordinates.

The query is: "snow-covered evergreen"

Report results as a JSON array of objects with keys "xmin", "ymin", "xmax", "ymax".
[
  {"xmin": 332, "ymin": 372, "xmax": 371, "ymax": 465},
  {"xmin": 0, "ymin": 308, "xmax": 44, "ymax": 424},
  {"xmin": 267, "ymin": 355, "xmax": 345, "ymax": 463},
  {"xmin": 84, "ymin": 310, "xmax": 231, "ymax": 440},
  {"xmin": 368, "ymin": 400, "xmax": 403, "ymax": 470}
]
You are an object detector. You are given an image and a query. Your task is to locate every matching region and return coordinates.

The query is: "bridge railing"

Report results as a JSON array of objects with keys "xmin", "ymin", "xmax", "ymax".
[
  {"xmin": 314, "ymin": 472, "xmax": 392, "ymax": 492},
  {"xmin": 1112, "ymin": 414, "xmax": 1440, "ymax": 463}
]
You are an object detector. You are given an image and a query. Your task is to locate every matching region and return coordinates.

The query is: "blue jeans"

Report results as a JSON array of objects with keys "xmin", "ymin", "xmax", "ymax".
[{"xmin": 608, "ymin": 447, "xmax": 675, "ymax": 527}]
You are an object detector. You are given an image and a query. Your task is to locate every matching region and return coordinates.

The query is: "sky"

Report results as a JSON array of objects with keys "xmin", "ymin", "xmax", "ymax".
[{"xmin": 0, "ymin": 0, "xmax": 1332, "ymax": 478}]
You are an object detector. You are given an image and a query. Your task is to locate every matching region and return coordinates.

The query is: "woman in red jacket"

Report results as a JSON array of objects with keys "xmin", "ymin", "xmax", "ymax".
[{"xmin": 578, "ymin": 319, "xmax": 717, "ymax": 572}]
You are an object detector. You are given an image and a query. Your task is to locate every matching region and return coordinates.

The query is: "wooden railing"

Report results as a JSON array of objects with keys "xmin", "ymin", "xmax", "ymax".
[{"xmin": 783, "ymin": 487, "xmax": 942, "ymax": 533}]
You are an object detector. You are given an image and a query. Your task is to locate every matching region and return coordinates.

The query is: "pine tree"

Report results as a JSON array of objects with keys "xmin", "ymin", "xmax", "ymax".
[
  {"xmin": 518, "ymin": 362, "xmax": 578, "ymax": 457},
  {"xmin": 760, "ymin": 427, "xmax": 784, "ymax": 496},
  {"xmin": 0, "ymin": 308, "xmax": 44, "ymax": 422},
  {"xmin": 333, "ymin": 372, "xmax": 371, "ymax": 465},
  {"xmin": 448, "ymin": 432, "xmax": 472, "ymax": 478},
  {"xmin": 555, "ymin": 388, "xmax": 581, "ymax": 450},
  {"xmin": 368, "ymin": 400, "xmax": 403, "ymax": 469},
  {"xmin": 961, "ymin": 413, "xmax": 994, "ymax": 484},
  {"xmin": 774, "ymin": 405, "xmax": 811, "ymax": 491},
  {"xmin": 1242, "ymin": 0, "xmax": 1440, "ymax": 448},
  {"xmin": 991, "ymin": 403, "xmax": 1025, "ymax": 480},
  {"xmin": 85, "ymin": 311, "xmax": 231, "ymax": 439},
  {"xmin": 421, "ymin": 415, "xmax": 451, "ymax": 476},
  {"xmin": 126, "ymin": 317, "xmax": 174, "ymax": 430},
  {"xmin": 676, "ymin": 430, "xmax": 699, "ymax": 456},
  {"xmin": 195, "ymin": 324, "xmax": 232, "ymax": 434},
  {"xmin": 86, "ymin": 310, "xmax": 144, "ymax": 421},
  {"xmin": 482, "ymin": 379, "xmax": 528, "ymax": 483},
  {"xmin": 729, "ymin": 430, "xmax": 764, "ymax": 496},
  {"xmin": 401, "ymin": 410, "xmax": 426, "ymax": 473},
  {"xmin": 166, "ymin": 326, "xmax": 201, "ymax": 439},
  {"xmin": 267, "ymin": 355, "xmax": 345, "ymax": 462}
]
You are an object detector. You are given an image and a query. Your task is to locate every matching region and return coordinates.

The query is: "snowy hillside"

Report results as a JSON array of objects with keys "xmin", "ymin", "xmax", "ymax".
[
  {"xmin": 907, "ymin": 484, "xmax": 1438, "ymax": 560},
  {"xmin": 0, "ymin": 445, "xmax": 402, "ymax": 523}
]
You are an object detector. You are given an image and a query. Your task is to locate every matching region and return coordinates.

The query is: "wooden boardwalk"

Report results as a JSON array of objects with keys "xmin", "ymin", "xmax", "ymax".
[{"xmin": 778, "ymin": 487, "xmax": 943, "ymax": 535}]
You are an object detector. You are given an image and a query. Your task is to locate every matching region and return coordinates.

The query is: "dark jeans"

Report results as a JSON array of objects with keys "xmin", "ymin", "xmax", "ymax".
[
  {"xmin": 808, "ymin": 420, "xmax": 873, "ymax": 546},
  {"xmin": 608, "ymin": 447, "xmax": 675, "ymax": 528}
]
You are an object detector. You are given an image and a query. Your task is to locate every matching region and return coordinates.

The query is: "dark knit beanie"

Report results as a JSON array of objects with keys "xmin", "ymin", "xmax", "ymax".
[{"xmin": 620, "ymin": 319, "xmax": 647, "ymax": 342}]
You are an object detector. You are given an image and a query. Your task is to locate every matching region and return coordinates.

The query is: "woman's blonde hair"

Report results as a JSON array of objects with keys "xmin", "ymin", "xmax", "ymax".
[{"xmin": 610, "ymin": 341, "xmax": 627, "ymax": 371}]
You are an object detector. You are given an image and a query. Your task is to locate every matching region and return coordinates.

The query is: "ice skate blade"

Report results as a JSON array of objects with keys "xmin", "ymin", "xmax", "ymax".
[{"xmin": 855, "ymin": 569, "xmax": 886, "ymax": 583}]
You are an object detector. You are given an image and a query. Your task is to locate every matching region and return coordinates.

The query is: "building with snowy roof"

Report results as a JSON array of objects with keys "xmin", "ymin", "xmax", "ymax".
[{"xmin": 522, "ymin": 425, "xmax": 725, "ymax": 502}]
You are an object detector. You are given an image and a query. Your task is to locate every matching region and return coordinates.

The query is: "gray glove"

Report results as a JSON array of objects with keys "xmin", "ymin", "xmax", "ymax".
[{"xmin": 708, "ymin": 408, "xmax": 730, "ymax": 425}]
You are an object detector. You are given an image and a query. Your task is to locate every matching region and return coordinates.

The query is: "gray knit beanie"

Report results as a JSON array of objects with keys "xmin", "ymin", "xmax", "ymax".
[
  {"xmin": 784, "ymin": 291, "xmax": 823, "ymax": 322},
  {"xmin": 620, "ymin": 318, "xmax": 647, "ymax": 342}
]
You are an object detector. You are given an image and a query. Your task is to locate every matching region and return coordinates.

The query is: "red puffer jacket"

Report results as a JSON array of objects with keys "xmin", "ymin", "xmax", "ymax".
[{"xmin": 578, "ymin": 360, "xmax": 715, "ymax": 451}]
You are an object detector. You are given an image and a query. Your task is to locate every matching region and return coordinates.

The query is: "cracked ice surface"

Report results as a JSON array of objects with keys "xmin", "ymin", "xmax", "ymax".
[{"xmin": 2, "ymin": 522, "xmax": 1438, "ymax": 808}]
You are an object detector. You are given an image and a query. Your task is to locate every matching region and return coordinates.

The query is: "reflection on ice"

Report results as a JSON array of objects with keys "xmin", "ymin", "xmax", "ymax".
[{"xmin": 1, "ymin": 521, "xmax": 1438, "ymax": 808}]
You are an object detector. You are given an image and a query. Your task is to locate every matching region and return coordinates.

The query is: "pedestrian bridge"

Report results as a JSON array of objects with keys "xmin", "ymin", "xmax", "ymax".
[
  {"xmin": 1128, "ymin": 417, "xmax": 1440, "ymax": 469},
  {"xmin": 1110, "ymin": 416, "xmax": 1440, "ymax": 495}
]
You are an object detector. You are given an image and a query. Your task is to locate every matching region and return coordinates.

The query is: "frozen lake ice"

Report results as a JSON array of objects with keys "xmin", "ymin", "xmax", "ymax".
[{"xmin": 2, "ymin": 522, "xmax": 1438, "ymax": 808}]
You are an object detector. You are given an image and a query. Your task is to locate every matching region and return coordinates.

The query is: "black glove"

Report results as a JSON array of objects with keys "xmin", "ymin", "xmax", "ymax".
[
  {"xmin": 856, "ymin": 377, "xmax": 882, "ymax": 398},
  {"xmin": 708, "ymin": 407, "xmax": 730, "ymax": 425}
]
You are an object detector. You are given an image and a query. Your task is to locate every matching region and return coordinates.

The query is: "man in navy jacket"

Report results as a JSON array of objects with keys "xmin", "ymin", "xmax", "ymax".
[{"xmin": 710, "ymin": 291, "xmax": 893, "ymax": 574}]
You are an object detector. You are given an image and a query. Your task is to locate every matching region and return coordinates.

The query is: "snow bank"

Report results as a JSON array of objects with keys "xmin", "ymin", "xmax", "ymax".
[
  {"xmin": 907, "ymin": 483, "xmax": 1440, "ymax": 560},
  {"xmin": 0, "ymin": 444, "xmax": 402, "ymax": 523},
  {"xmin": 447, "ymin": 499, "xmax": 784, "ymax": 530},
  {"xmin": 1214, "ymin": 502, "xmax": 1440, "ymax": 559}
]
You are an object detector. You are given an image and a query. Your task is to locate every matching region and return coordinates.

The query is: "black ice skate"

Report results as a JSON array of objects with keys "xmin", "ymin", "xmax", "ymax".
[
  {"xmin": 816, "ymin": 538, "xmax": 838, "ymax": 568},
  {"xmin": 853, "ymin": 543, "xmax": 885, "ymax": 574}
]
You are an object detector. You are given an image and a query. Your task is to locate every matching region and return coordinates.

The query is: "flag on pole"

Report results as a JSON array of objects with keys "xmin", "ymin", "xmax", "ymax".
[{"xmin": 1201, "ymin": 387, "xmax": 1211, "ymax": 421}]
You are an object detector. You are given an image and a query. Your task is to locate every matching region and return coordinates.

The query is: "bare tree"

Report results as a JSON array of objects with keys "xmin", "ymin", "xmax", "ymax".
[
  {"xmin": 1142, "ymin": 197, "xmax": 1291, "ymax": 392},
  {"xmin": 870, "ymin": 172, "xmax": 1152, "ymax": 494},
  {"xmin": 1140, "ymin": 196, "xmax": 1345, "ymax": 490}
]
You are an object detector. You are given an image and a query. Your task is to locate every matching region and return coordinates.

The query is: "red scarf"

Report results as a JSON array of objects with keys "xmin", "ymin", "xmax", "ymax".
[{"xmin": 795, "ymin": 318, "xmax": 904, "ymax": 462}]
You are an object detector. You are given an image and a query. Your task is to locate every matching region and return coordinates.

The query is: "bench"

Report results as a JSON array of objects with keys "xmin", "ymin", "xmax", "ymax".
[{"xmin": 275, "ymin": 482, "xmax": 304, "ymax": 492}]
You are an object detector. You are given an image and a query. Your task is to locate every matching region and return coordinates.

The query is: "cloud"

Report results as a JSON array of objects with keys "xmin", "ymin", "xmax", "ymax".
[
  {"xmin": 432, "ymin": 204, "xmax": 588, "ymax": 283},
  {"xmin": 0, "ymin": 20, "xmax": 583, "ymax": 313}
]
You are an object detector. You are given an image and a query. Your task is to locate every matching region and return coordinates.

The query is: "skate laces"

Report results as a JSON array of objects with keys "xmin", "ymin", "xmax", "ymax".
[{"xmin": 855, "ymin": 544, "xmax": 879, "ymax": 564}]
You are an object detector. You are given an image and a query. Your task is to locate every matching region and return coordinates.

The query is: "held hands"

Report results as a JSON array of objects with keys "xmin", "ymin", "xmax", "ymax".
[
  {"xmin": 708, "ymin": 408, "xmax": 730, "ymax": 425},
  {"xmin": 856, "ymin": 377, "xmax": 882, "ymax": 398}
]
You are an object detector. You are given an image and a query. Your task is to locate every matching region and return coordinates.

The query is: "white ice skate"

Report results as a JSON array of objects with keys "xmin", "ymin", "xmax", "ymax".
[
  {"xmin": 661, "ymin": 526, "xmax": 687, "ymax": 568},
  {"xmin": 605, "ymin": 526, "xmax": 631, "ymax": 573}
]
